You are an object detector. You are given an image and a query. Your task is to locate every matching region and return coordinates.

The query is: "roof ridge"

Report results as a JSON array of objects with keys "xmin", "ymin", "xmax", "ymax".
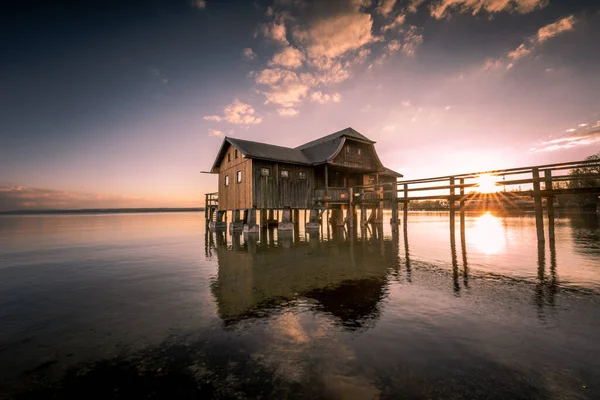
[{"xmin": 227, "ymin": 137, "xmax": 296, "ymax": 151}]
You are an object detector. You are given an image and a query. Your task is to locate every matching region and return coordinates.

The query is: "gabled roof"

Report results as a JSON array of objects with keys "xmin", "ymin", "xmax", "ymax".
[
  {"xmin": 209, "ymin": 128, "xmax": 400, "ymax": 176},
  {"xmin": 381, "ymin": 167, "xmax": 403, "ymax": 178},
  {"xmin": 210, "ymin": 137, "xmax": 310, "ymax": 172},
  {"xmin": 296, "ymin": 127, "xmax": 375, "ymax": 151}
]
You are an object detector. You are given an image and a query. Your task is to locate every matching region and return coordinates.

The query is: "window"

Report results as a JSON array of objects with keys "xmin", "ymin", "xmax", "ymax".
[
  {"xmin": 357, "ymin": 148, "xmax": 361, "ymax": 156},
  {"xmin": 228, "ymin": 153, "xmax": 231, "ymax": 162},
  {"xmin": 260, "ymin": 167, "xmax": 270, "ymax": 176},
  {"xmin": 280, "ymin": 169, "xmax": 289, "ymax": 178},
  {"xmin": 234, "ymin": 149, "xmax": 238, "ymax": 159},
  {"xmin": 345, "ymin": 146, "xmax": 351, "ymax": 154},
  {"xmin": 225, "ymin": 175, "xmax": 229, "ymax": 186},
  {"xmin": 236, "ymin": 170, "xmax": 242, "ymax": 183},
  {"xmin": 298, "ymin": 171, "xmax": 307, "ymax": 180}
]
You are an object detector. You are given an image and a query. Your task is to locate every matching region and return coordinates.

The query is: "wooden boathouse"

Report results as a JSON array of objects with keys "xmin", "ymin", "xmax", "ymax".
[{"xmin": 205, "ymin": 127, "xmax": 402, "ymax": 231}]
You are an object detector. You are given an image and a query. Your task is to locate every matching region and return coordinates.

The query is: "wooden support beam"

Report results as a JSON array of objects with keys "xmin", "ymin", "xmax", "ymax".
[
  {"xmin": 459, "ymin": 178, "xmax": 465, "ymax": 211},
  {"xmin": 278, "ymin": 207, "xmax": 293, "ymax": 231},
  {"xmin": 293, "ymin": 209, "xmax": 300, "ymax": 226},
  {"xmin": 243, "ymin": 209, "xmax": 259, "ymax": 233},
  {"xmin": 403, "ymin": 183, "xmax": 409, "ymax": 224},
  {"xmin": 230, "ymin": 209, "xmax": 244, "ymax": 231},
  {"xmin": 306, "ymin": 209, "xmax": 320, "ymax": 230},
  {"xmin": 545, "ymin": 170, "xmax": 555, "ymax": 244},
  {"xmin": 260, "ymin": 209, "xmax": 267, "ymax": 228},
  {"xmin": 391, "ymin": 181, "xmax": 399, "ymax": 227}
]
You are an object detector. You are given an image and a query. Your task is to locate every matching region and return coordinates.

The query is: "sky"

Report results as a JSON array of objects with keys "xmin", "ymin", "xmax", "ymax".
[{"xmin": 1, "ymin": 0, "xmax": 599, "ymax": 210}]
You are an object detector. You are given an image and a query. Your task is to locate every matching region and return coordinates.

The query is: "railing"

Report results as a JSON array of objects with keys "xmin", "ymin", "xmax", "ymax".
[
  {"xmin": 205, "ymin": 192, "xmax": 219, "ymax": 207},
  {"xmin": 313, "ymin": 187, "xmax": 350, "ymax": 203},
  {"xmin": 395, "ymin": 159, "xmax": 600, "ymax": 204},
  {"xmin": 395, "ymin": 158, "xmax": 600, "ymax": 243},
  {"xmin": 204, "ymin": 192, "xmax": 219, "ymax": 222}
]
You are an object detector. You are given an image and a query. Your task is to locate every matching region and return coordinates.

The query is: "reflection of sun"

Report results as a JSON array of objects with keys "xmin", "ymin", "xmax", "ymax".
[
  {"xmin": 471, "ymin": 212, "xmax": 506, "ymax": 255},
  {"xmin": 476, "ymin": 174, "xmax": 499, "ymax": 193}
]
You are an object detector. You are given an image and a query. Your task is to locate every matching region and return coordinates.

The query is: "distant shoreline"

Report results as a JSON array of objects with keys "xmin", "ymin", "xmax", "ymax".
[{"xmin": 0, "ymin": 208, "xmax": 205, "ymax": 215}]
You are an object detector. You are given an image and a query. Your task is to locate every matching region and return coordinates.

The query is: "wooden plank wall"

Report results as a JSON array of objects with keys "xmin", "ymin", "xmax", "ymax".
[
  {"xmin": 252, "ymin": 160, "xmax": 314, "ymax": 209},
  {"xmin": 331, "ymin": 140, "xmax": 379, "ymax": 171},
  {"xmin": 218, "ymin": 144, "xmax": 253, "ymax": 210}
]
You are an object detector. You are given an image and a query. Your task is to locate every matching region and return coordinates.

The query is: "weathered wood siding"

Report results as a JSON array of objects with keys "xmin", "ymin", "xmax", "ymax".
[
  {"xmin": 252, "ymin": 160, "xmax": 314, "ymax": 209},
  {"xmin": 331, "ymin": 140, "xmax": 380, "ymax": 171},
  {"xmin": 218, "ymin": 144, "xmax": 252, "ymax": 210}
]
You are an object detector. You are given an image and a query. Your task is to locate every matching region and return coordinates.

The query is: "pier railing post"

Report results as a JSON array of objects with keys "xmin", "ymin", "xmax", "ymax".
[
  {"xmin": 532, "ymin": 167, "xmax": 545, "ymax": 244},
  {"xmin": 544, "ymin": 170, "xmax": 555, "ymax": 243},
  {"xmin": 391, "ymin": 181, "xmax": 399, "ymax": 228},
  {"xmin": 403, "ymin": 183, "xmax": 409, "ymax": 224}
]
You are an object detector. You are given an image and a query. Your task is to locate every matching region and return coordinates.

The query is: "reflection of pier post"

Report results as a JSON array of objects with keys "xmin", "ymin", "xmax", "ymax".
[
  {"xmin": 532, "ymin": 168, "xmax": 545, "ymax": 244},
  {"xmin": 535, "ymin": 239, "xmax": 546, "ymax": 317},
  {"xmin": 449, "ymin": 210, "xmax": 459, "ymax": 294},
  {"xmin": 232, "ymin": 231, "xmax": 242, "ymax": 251},
  {"xmin": 459, "ymin": 178, "xmax": 468, "ymax": 287},
  {"xmin": 403, "ymin": 217, "xmax": 412, "ymax": 282}
]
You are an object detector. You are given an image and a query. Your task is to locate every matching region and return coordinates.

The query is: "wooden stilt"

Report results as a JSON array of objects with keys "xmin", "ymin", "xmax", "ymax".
[
  {"xmin": 391, "ymin": 181, "xmax": 399, "ymax": 227},
  {"xmin": 278, "ymin": 207, "xmax": 293, "ymax": 231},
  {"xmin": 243, "ymin": 209, "xmax": 259, "ymax": 233},
  {"xmin": 230, "ymin": 209, "xmax": 244, "ymax": 231}
]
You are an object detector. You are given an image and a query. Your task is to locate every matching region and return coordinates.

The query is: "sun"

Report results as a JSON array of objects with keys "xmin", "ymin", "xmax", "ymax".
[{"xmin": 476, "ymin": 174, "xmax": 499, "ymax": 193}]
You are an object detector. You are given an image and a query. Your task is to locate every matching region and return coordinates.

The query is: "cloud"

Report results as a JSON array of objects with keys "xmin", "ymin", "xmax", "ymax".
[
  {"xmin": 269, "ymin": 46, "xmax": 305, "ymax": 69},
  {"xmin": 430, "ymin": 0, "xmax": 547, "ymax": 19},
  {"xmin": 387, "ymin": 40, "xmax": 401, "ymax": 53},
  {"xmin": 484, "ymin": 15, "xmax": 577, "ymax": 72},
  {"xmin": 263, "ymin": 83, "xmax": 310, "ymax": 108},
  {"xmin": 277, "ymin": 108, "xmax": 300, "ymax": 117},
  {"xmin": 242, "ymin": 48, "xmax": 257, "ymax": 60},
  {"xmin": 254, "ymin": 68, "xmax": 312, "ymax": 107},
  {"xmin": 208, "ymin": 129, "xmax": 225, "ymax": 137},
  {"xmin": 507, "ymin": 43, "xmax": 531, "ymax": 60},
  {"xmin": 534, "ymin": 125, "xmax": 600, "ymax": 152},
  {"xmin": 298, "ymin": 11, "xmax": 377, "ymax": 62},
  {"xmin": 191, "ymin": 0, "xmax": 206, "ymax": 10},
  {"xmin": 401, "ymin": 25, "xmax": 423, "ymax": 56},
  {"xmin": 407, "ymin": 0, "xmax": 426, "ymax": 13},
  {"xmin": 376, "ymin": 0, "xmax": 397, "ymax": 16},
  {"xmin": 0, "ymin": 186, "xmax": 153, "ymax": 211},
  {"xmin": 310, "ymin": 91, "xmax": 342, "ymax": 104},
  {"xmin": 257, "ymin": 22, "xmax": 288, "ymax": 44},
  {"xmin": 381, "ymin": 14, "xmax": 406, "ymax": 33},
  {"xmin": 223, "ymin": 100, "xmax": 263, "ymax": 124},
  {"xmin": 205, "ymin": 100, "xmax": 263, "ymax": 125},
  {"xmin": 377, "ymin": 25, "xmax": 423, "ymax": 63},
  {"xmin": 537, "ymin": 15, "xmax": 576, "ymax": 42}
]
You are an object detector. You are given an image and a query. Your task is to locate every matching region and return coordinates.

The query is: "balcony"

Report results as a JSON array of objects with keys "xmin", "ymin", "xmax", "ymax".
[{"xmin": 313, "ymin": 187, "xmax": 350, "ymax": 204}]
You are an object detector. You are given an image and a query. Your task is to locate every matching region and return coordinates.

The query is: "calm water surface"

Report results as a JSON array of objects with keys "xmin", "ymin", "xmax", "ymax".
[{"xmin": 0, "ymin": 211, "xmax": 599, "ymax": 399}]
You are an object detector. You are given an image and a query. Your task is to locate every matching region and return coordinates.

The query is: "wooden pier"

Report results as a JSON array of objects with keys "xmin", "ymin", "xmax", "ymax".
[
  {"xmin": 205, "ymin": 158, "xmax": 599, "ymax": 247},
  {"xmin": 395, "ymin": 159, "xmax": 600, "ymax": 244}
]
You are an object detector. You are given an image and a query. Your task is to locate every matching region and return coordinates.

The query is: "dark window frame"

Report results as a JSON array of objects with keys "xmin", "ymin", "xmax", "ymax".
[
  {"xmin": 260, "ymin": 167, "xmax": 270, "ymax": 177},
  {"xmin": 228, "ymin": 153, "xmax": 231, "ymax": 162},
  {"xmin": 234, "ymin": 149, "xmax": 238, "ymax": 159},
  {"xmin": 236, "ymin": 170, "xmax": 242, "ymax": 183},
  {"xmin": 298, "ymin": 171, "xmax": 307, "ymax": 180},
  {"xmin": 280, "ymin": 169, "xmax": 289, "ymax": 178},
  {"xmin": 225, "ymin": 175, "xmax": 230, "ymax": 186}
]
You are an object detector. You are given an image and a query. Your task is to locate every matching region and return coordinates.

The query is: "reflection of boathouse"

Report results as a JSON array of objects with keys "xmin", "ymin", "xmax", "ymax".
[{"xmin": 208, "ymin": 229, "xmax": 399, "ymax": 329}]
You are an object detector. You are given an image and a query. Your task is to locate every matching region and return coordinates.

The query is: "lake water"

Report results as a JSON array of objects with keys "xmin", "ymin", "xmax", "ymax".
[{"xmin": 0, "ymin": 211, "xmax": 599, "ymax": 399}]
